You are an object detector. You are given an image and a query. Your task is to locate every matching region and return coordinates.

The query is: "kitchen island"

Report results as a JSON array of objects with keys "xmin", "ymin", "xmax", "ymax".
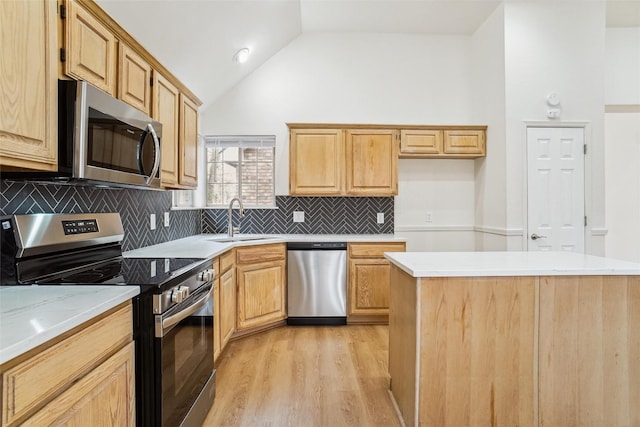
[{"xmin": 385, "ymin": 251, "xmax": 640, "ymax": 427}]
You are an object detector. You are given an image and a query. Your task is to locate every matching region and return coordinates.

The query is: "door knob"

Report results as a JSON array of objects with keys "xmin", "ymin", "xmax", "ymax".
[{"xmin": 530, "ymin": 233, "xmax": 547, "ymax": 240}]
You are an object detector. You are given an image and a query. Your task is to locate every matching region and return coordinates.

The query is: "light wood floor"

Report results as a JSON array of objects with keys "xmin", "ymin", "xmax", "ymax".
[{"xmin": 203, "ymin": 325, "xmax": 403, "ymax": 427}]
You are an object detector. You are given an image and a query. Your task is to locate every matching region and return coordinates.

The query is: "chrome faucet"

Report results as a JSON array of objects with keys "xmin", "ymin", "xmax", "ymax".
[{"xmin": 227, "ymin": 197, "xmax": 245, "ymax": 237}]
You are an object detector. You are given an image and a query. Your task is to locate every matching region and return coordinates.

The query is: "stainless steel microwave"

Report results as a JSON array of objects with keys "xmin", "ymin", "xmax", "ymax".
[{"xmin": 3, "ymin": 80, "xmax": 163, "ymax": 189}]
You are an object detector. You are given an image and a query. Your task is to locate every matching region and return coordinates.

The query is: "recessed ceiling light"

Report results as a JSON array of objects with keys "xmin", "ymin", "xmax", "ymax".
[{"xmin": 233, "ymin": 48, "xmax": 250, "ymax": 64}]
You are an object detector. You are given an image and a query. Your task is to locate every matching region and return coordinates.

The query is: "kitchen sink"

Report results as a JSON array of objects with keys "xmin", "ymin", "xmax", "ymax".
[{"xmin": 207, "ymin": 235, "xmax": 273, "ymax": 243}]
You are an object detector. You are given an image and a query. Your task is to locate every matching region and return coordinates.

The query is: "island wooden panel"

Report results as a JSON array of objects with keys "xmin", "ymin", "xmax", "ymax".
[{"xmin": 538, "ymin": 275, "xmax": 640, "ymax": 427}]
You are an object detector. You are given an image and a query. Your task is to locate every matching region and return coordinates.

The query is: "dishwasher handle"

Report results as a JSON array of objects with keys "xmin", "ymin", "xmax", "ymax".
[{"xmin": 286, "ymin": 242, "xmax": 347, "ymax": 250}]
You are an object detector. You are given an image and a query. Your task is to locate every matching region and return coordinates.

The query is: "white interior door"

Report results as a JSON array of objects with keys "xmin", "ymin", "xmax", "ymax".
[{"xmin": 527, "ymin": 127, "xmax": 585, "ymax": 252}]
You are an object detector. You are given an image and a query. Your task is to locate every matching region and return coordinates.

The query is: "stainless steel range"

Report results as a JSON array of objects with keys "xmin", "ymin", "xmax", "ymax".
[{"xmin": 0, "ymin": 213, "xmax": 215, "ymax": 427}]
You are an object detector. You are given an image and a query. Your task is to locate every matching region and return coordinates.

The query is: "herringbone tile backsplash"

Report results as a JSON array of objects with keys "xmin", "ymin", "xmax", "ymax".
[
  {"xmin": 202, "ymin": 196, "xmax": 394, "ymax": 235},
  {"xmin": 1, "ymin": 181, "xmax": 394, "ymax": 251}
]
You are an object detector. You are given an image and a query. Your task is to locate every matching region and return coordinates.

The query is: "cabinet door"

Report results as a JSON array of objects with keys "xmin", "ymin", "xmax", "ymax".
[
  {"xmin": 399, "ymin": 129, "xmax": 443, "ymax": 157},
  {"xmin": 22, "ymin": 342, "xmax": 135, "ymax": 427},
  {"xmin": 348, "ymin": 259, "xmax": 393, "ymax": 316},
  {"xmin": 443, "ymin": 129, "xmax": 485, "ymax": 157},
  {"xmin": 289, "ymin": 128, "xmax": 344, "ymax": 195},
  {"xmin": 179, "ymin": 94, "xmax": 199, "ymax": 187},
  {"xmin": 0, "ymin": 0, "xmax": 57, "ymax": 171},
  {"xmin": 65, "ymin": 0, "xmax": 117, "ymax": 96},
  {"xmin": 345, "ymin": 129, "xmax": 398, "ymax": 196},
  {"xmin": 213, "ymin": 278, "xmax": 221, "ymax": 363},
  {"xmin": 236, "ymin": 261, "xmax": 286, "ymax": 331},
  {"xmin": 220, "ymin": 268, "xmax": 236, "ymax": 349},
  {"xmin": 152, "ymin": 72, "xmax": 180, "ymax": 187},
  {"xmin": 118, "ymin": 43, "xmax": 151, "ymax": 114}
]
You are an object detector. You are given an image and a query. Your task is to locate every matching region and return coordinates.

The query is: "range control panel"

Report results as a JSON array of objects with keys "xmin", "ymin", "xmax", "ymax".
[{"xmin": 62, "ymin": 219, "xmax": 99, "ymax": 235}]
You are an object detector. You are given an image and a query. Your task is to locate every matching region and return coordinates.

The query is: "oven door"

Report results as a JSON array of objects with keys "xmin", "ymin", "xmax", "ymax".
[{"xmin": 155, "ymin": 284, "xmax": 215, "ymax": 427}]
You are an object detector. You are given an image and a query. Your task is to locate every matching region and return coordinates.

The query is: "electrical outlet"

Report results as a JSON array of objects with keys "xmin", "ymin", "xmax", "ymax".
[
  {"xmin": 425, "ymin": 211, "xmax": 433, "ymax": 222},
  {"xmin": 164, "ymin": 212, "xmax": 170, "ymax": 227},
  {"xmin": 377, "ymin": 213, "xmax": 385, "ymax": 224},
  {"xmin": 150, "ymin": 213, "xmax": 156, "ymax": 230},
  {"xmin": 293, "ymin": 211, "xmax": 305, "ymax": 223}
]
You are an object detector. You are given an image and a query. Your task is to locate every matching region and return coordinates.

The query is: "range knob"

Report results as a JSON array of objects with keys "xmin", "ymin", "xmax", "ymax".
[
  {"xmin": 198, "ymin": 268, "xmax": 214, "ymax": 282},
  {"xmin": 171, "ymin": 285, "xmax": 190, "ymax": 303}
]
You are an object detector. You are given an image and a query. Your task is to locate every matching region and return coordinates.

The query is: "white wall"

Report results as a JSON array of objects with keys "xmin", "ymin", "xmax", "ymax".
[
  {"xmin": 606, "ymin": 28, "xmax": 640, "ymax": 105},
  {"xmin": 471, "ymin": 4, "xmax": 508, "ymax": 250},
  {"xmin": 503, "ymin": 1, "xmax": 607, "ymax": 254},
  {"xmin": 605, "ymin": 112, "xmax": 640, "ymax": 262},
  {"xmin": 201, "ymin": 32, "xmax": 477, "ymax": 249}
]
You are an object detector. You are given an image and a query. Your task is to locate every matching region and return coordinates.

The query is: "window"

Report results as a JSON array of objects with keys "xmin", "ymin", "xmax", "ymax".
[{"xmin": 204, "ymin": 136, "xmax": 276, "ymax": 207}]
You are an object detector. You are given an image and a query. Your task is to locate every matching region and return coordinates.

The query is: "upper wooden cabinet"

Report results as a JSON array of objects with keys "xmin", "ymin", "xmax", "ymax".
[
  {"xmin": 289, "ymin": 128, "xmax": 344, "ymax": 196},
  {"xmin": 152, "ymin": 72, "xmax": 180, "ymax": 187},
  {"xmin": 64, "ymin": 0, "xmax": 117, "ymax": 96},
  {"xmin": 179, "ymin": 94, "xmax": 199, "ymax": 188},
  {"xmin": 399, "ymin": 126, "xmax": 486, "ymax": 158},
  {"xmin": 0, "ymin": 0, "xmax": 58, "ymax": 171},
  {"xmin": 118, "ymin": 43, "xmax": 151, "ymax": 114},
  {"xmin": 288, "ymin": 124, "xmax": 398, "ymax": 196},
  {"xmin": 58, "ymin": 0, "xmax": 202, "ymax": 189},
  {"xmin": 345, "ymin": 129, "xmax": 398, "ymax": 196}
]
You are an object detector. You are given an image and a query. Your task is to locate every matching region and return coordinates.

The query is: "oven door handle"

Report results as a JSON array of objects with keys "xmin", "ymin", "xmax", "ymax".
[{"xmin": 159, "ymin": 286, "xmax": 212, "ymax": 337}]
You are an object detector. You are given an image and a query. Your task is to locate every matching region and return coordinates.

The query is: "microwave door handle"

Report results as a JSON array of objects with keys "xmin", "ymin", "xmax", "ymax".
[
  {"xmin": 137, "ymin": 129, "xmax": 148, "ymax": 177},
  {"xmin": 146, "ymin": 123, "xmax": 161, "ymax": 185}
]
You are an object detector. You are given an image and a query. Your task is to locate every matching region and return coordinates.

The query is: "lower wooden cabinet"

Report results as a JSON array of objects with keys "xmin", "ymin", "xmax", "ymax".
[
  {"xmin": 220, "ymin": 254, "xmax": 236, "ymax": 350},
  {"xmin": 347, "ymin": 242, "xmax": 406, "ymax": 322},
  {"xmin": 1, "ymin": 303, "xmax": 134, "ymax": 426},
  {"xmin": 212, "ymin": 257, "xmax": 221, "ymax": 363},
  {"xmin": 235, "ymin": 244, "xmax": 287, "ymax": 333}
]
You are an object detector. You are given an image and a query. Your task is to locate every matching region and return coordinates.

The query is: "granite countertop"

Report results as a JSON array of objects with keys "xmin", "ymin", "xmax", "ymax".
[
  {"xmin": 124, "ymin": 233, "xmax": 406, "ymax": 259},
  {"xmin": 0, "ymin": 286, "xmax": 140, "ymax": 365},
  {"xmin": 385, "ymin": 251, "xmax": 640, "ymax": 278}
]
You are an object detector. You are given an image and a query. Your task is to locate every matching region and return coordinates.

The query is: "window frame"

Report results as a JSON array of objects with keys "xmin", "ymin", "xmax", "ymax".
[{"xmin": 203, "ymin": 135, "xmax": 276, "ymax": 208}]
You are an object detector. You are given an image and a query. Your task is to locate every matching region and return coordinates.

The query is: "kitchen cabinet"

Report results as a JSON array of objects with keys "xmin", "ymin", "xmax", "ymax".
[
  {"xmin": 220, "ymin": 250, "xmax": 236, "ymax": 349},
  {"xmin": 152, "ymin": 71, "xmax": 180, "ymax": 187},
  {"xmin": 178, "ymin": 94, "xmax": 199, "ymax": 188},
  {"xmin": 347, "ymin": 242, "xmax": 406, "ymax": 322},
  {"xmin": 0, "ymin": 0, "xmax": 58, "ymax": 171},
  {"xmin": 289, "ymin": 128, "xmax": 344, "ymax": 195},
  {"xmin": 212, "ymin": 257, "xmax": 221, "ymax": 363},
  {"xmin": 235, "ymin": 244, "xmax": 287, "ymax": 332},
  {"xmin": 345, "ymin": 129, "xmax": 398, "ymax": 196},
  {"xmin": 64, "ymin": 0, "xmax": 117, "ymax": 96},
  {"xmin": 288, "ymin": 124, "xmax": 398, "ymax": 196},
  {"xmin": 1, "ymin": 303, "xmax": 134, "ymax": 426},
  {"xmin": 118, "ymin": 42, "xmax": 151, "ymax": 115},
  {"xmin": 399, "ymin": 127, "xmax": 486, "ymax": 158}
]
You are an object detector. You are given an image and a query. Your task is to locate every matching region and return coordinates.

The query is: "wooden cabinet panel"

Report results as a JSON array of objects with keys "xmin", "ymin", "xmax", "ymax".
[
  {"xmin": 349, "ymin": 242, "xmax": 406, "ymax": 258},
  {"xmin": 443, "ymin": 129, "xmax": 485, "ymax": 156},
  {"xmin": 65, "ymin": 0, "xmax": 116, "ymax": 96},
  {"xmin": 213, "ymin": 277, "xmax": 221, "ymax": 363},
  {"xmin": 348, "ymin": 259, "xmax": 392, "ymax": 317},
  {"xmin": 237, "ymin": 260, "xmax": 286, "ymax": 331},
  {"xmin": 21, "ymin": 342, "xmax": 135, "ymax": 427},
  {"xmin": 347, "ymin": 242, "xmax": 405, "ymax": 321},
  {"xmin": 289, "ymin": 128, "xmax": 344, "ymax": 195},
  {"xmin": 400, "ymin": 129, "xmax": 443, "ymax": 156},
  {"xmin": 538, "ymin": 275, "xmax": 640, "ymax": 427},
  {"xmin": 118, "ymin": 43, "xmax": 151, "ymax": 114},
  {"xmin": 152, "ymin": 72, "xmax": 180, "ymax": 187},
  {"xmin": 0, "ymin": 0, "xmax": 57, "ymax": 171},
  {"xmin": 1, "ymin": 304, "xmax": 132, "ymax": 426},
  {"xmin": 345, "ymin": 129, "xmax": 398, "ymax": 196},
  {"xmin": 416, "ymin": 276, "xmax": 536, "ymax": 427},
  {"xmin": 179, "ymin": 94, "xmax": 199, "ymax": 188},
  {"xmin": 236, "ymin": 243, "xmax": 285, "ymax": 264},
  {"xmin": 220, "ymin": 250, "xmax": 235, "ymax": 275},
  {"xmin": 220, "ymin": 267, "xmax": 236, "ymax": 348}
]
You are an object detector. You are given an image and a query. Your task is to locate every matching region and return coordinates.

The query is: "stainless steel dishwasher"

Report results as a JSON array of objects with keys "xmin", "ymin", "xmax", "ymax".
[{"xmin": 287, "ymin": 242, "xmax": 347, "ymax": 325}]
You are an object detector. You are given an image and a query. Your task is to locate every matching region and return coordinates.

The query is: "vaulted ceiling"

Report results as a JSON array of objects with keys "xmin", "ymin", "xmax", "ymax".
[{"xmin": 95, "ymin": 0, "xmax": 640, "ymax": 109}]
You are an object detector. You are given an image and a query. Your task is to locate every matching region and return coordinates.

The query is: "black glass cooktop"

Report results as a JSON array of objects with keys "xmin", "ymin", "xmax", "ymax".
[{"xmin": 37, "ymin": 257, "xmax": 210, "ymax": 290}]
